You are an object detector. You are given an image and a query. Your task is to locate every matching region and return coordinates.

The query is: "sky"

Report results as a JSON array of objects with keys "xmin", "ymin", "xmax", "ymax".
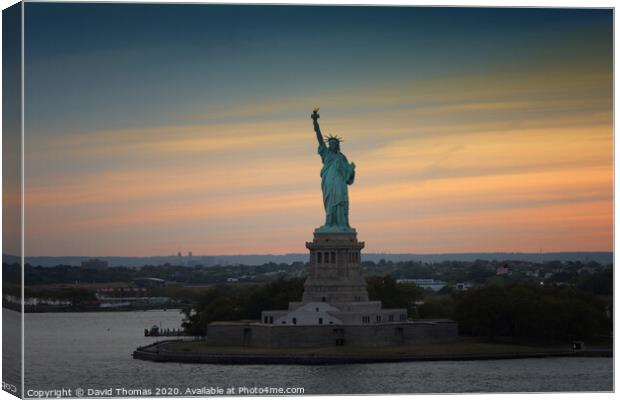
[{"xmin": 17, "ymin": 4, "xmax": 613, "ymax": 256}]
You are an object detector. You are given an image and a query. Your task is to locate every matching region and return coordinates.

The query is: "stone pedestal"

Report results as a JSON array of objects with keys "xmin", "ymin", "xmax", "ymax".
[{"xmin": 302, "ymin": 232, "xmax": 369, "ymax": 303}]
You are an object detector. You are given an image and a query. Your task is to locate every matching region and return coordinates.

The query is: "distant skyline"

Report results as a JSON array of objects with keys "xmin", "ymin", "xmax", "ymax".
[{"xmin": 16, "ymin": 4, "xmax": 613, "ymax": 256}]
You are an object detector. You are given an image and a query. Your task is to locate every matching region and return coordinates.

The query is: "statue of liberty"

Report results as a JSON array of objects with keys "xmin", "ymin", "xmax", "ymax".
[{"xmin": 311, "ymin": 108, "xmax": 356, "ymax": 233}]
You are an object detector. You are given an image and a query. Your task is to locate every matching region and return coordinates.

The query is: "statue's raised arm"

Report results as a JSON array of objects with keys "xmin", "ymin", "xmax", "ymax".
[{"xmin": 311, "ymin": 108, "xmax": 325, "ymax": 149}]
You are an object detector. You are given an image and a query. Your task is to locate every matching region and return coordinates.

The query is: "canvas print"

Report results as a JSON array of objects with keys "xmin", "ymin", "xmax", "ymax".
[{"xmin": 2, "ymin": 2, "xmax": 614, "ymax": 398}]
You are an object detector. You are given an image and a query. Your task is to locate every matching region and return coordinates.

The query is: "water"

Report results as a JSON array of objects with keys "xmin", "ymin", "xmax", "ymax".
[
  {"xmin": 2, "ymin": 308, "xmax": 21, "ymax": 396},
  {"xmin": 5, "ymin": 310, "xmax": 612, "ymax": 395}
]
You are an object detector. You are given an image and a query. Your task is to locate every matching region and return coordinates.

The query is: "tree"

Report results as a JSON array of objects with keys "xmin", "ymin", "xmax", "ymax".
[
  {"xmin": 453, "ymin": 283, "xmax": 609, "ymax": 343},
  {"xmin": 366, "ymin": 275, "xmax": 423, "ymax": 317}
]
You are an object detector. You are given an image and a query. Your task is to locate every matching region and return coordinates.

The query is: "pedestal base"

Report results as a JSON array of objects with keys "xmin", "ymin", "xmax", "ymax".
[{"xmin": 302, "ymin": 232, "xmax": 368, "ymax": 303}]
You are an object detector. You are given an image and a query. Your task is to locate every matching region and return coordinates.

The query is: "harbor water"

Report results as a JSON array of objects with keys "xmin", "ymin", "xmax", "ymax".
[{"xmin": 3, "ymin": 310, "xmax": 611, "ymax": 395}]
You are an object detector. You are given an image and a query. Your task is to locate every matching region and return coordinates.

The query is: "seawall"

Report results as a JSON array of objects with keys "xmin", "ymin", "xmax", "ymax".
[{"xmin": 132, "ymin": 340, "xmax": 612, "ymax": 365}]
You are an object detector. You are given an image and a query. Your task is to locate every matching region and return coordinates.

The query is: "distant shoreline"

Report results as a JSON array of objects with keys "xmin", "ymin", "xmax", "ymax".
[
  {"xmin": 3, "ymin": 303, "xmax": 183, "ymax": 313},
  {"xmin": 2, "ymin": 251, "xmax": 613, "ymax": 268},
  {"xmin": 132, "ymin": 340, "xmax": 612, "ymax": 365},
  {"xmin": 5, "ymin": 251, "xmax": 613, "ymax": 267}
]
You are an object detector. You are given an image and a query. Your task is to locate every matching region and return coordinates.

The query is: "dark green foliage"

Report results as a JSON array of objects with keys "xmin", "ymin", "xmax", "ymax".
[
  {"xmin": 465, "ymin": 264, "xmax": 496, "ymax": 283},
  {"xmin": 576, "ymin": 268, "xmax": 613, "ymax": 296},
  {"xmin": 2, "ymin": 263, "xmax": 21, "ymax": 284},
  {"xmin": 366, "ymin": 275, "xmax": 423, "ymax": 317},
  {"xmin": 244, "ymin": 278, "xmax": 306, "ymax": 318},
  {"xmin": 417, "ymin": 295, "xmax": 454, "ymax": 319},
  {"xmin": 14, "ymin": 262, "xmax": 306, "ymax": 286},
  {"xmin": 454, "ymin": 283, "xmax": 609, "ymax": 343},
  {"xmin": 21, "ymin": 264, "xmax": 136, "ymax": 285},
  {"xmin": 181, "ymin": 278, "xmax": 305, "ymax": 336}
]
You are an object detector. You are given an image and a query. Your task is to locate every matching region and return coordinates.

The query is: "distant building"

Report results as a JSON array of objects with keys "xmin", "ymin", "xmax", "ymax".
[
  {"xmin": 97, "ymin": 296, "xmax": 173, "ymax": 308},
  {"xmin": 455, "ymin": 282, "xmax": 474, "ymax": 291},
  {"xmin": 264, "ymin": 270, "xmax": 286, "ymax": 277},
  {"xmin": 132, "ymin": 277, "xmax": 166, "ymax": 288},
  {"xmin": 496, "ymin": 265, "xmax": 509, "ymax": 275},
  {"xmin": 188, "ymin": 251, "xmax": 193, "ymax": 257},
  {"xmin": 97, "ymin": 287, "xmax": 147, "ymax": 297},
  {"xmin": 397, "ymin": 278, "xmax": 447, "ymax": 292},
  {"xmin": 81, "ymin": 258, "xmax": 108, "ymax": 270}
]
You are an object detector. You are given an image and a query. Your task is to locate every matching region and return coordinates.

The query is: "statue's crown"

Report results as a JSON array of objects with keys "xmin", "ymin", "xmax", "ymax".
[{"xmin": 324, "ymin": 134, "xmax": 343, "ymax": 143}]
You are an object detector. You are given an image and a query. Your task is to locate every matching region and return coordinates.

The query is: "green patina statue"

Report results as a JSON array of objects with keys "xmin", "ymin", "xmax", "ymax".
[{"xmin": 311, "ymin": 108, "xmax": 356, "ymax": 233}]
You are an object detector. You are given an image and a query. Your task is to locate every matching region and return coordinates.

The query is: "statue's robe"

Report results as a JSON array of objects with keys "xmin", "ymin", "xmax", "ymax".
[{"xmin": 318, "ymin": 144, "xmax": 355, "ymax": 230}]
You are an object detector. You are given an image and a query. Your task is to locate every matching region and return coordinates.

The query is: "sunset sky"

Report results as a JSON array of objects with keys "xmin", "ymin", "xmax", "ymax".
[{"xmin": 20, "ymin": 4, "xmax": 612, "ymax": 256}]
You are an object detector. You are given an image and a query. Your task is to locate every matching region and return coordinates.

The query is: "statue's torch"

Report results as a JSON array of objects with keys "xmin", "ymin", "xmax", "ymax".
[{"xmin": 311, "ymin": 107, "xmax": 320, "ymax": 121}]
